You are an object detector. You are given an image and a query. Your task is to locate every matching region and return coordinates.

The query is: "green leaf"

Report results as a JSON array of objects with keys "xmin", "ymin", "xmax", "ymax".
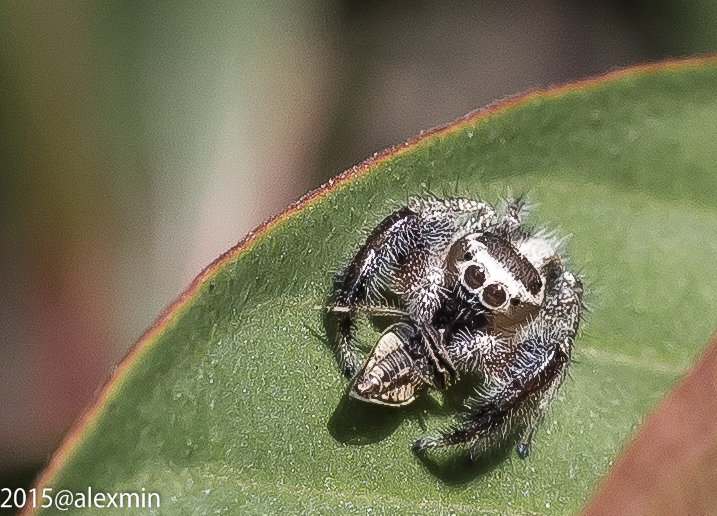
[{"xmin": 32, "ymin": 57, "xmax": 717, "ymax": 515}]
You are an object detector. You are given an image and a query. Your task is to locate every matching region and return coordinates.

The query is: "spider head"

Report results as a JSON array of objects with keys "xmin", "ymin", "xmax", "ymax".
[{"xmin": 447, "ymin": 232, "xmax": 544, "ymax": 321}]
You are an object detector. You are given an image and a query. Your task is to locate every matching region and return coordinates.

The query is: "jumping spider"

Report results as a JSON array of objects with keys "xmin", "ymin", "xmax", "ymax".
[{"xmin": 330, "ymin": 196, "xmax": 583, "ymax": 460}]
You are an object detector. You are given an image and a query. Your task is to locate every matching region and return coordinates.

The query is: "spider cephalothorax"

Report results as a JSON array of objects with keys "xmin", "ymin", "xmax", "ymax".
[{"xmin": 331, "ymin": 196, "xmax": 582, "ymax": 459}]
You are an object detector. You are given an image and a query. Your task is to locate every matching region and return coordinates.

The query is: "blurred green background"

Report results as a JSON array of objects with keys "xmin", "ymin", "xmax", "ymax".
[{"xmin": 1, "ymin": 0, "xmax": 716, "ymax": 494}]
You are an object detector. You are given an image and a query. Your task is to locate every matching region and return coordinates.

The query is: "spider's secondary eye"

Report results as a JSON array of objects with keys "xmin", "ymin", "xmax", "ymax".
[
  {"xmin": 463, "ymin": 264, "xmax": 486, "ymax": 289},
  {"xmin": 482, "ymin": 283, "xmax": 507, "ymax": 308}
]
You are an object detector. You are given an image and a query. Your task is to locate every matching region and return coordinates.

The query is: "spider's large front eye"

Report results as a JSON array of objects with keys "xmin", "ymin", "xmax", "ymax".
[
  {"xmin": 482, "ymin": 283, "xmax": 507, "ymax": 308},
  {"xmin": 463, "ymin": 264, "xmax": 486, "ymax": 289}
]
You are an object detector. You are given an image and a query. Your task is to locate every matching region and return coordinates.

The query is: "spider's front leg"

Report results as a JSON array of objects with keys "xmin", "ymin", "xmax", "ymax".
[
  {"xmin": 333, "ymin": 198, "xmax": 496, "ymax": 378},
  {"xmin": 413, "ymin": 269, "xmax": 583, "ymax": 459}
]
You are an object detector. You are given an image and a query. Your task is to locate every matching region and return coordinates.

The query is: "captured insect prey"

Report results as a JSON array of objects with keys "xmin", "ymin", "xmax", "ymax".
[{"xmin": 330, "ymin": 196, "xmax": 583, "ymax": 460}]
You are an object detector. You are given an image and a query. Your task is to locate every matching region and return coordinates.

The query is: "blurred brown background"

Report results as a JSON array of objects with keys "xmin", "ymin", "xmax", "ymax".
[{"xmin": 1, "ymin": 0, "xmax": 716, "ymax": 496}]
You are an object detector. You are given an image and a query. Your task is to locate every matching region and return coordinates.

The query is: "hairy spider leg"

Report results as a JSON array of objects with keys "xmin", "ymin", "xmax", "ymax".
[
  {"xmin": 413, "ymin": 268, "xmax": 582, "ymax": 459},
  {"xmin": 334, "ymin": 198, "xmax": 496, "ymax": 378}
]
